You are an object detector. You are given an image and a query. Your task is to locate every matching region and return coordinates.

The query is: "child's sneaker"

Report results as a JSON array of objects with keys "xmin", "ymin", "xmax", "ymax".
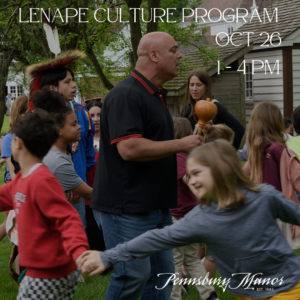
[
  {"xmin": 181, "ymin": 270, "xmax": 189, "ymax": 294},
  {"xmin": 206, "ymin": 291, "xmax": 220, "ymax": 300}
]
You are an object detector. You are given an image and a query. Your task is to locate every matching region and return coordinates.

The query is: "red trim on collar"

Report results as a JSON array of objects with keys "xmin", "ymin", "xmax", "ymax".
[
  {"xmin": 131, "ymin": 72, "xmax": 155, "ymax": 94},
  {"xmin": 111, "ymin": 134, "xmax": 142, "ymax": 145}
]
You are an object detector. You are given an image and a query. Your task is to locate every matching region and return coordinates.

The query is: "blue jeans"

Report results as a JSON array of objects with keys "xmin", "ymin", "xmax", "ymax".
[
  {"xmin": 72, "ymin": 198, "xmax": 86, "ymax": 228},
  {"xmin": 93, "ymin": 209, "xmax": 175, "ymax": 300}
]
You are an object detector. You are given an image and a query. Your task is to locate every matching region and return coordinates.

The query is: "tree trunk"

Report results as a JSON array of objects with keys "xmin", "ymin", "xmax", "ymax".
[
  {"xmin": 82, "ymin": 28, "xmax": 114, "ymax": 90},
  {"xmin": 128, "ymin": 51, "xmax": 135, "ymax": 71},
  {"xmin": 0, "ymin": 50, "xmax": 13, "ymax": 132},
  {"xmin": 146, "ymin": 0, "xmax": 161, "ymax": 33},
  {"xmin": 126, "ymin": 0, "xmax": 143, "ymax": 65}
]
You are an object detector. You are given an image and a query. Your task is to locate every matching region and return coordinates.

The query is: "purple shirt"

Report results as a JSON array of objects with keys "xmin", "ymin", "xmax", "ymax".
[
  {"xmin": 262, "ymin": 142, "xmax": 284, "ymax": 192},
  {"xmin": 171, "ymin": 153, "xmax": 198, "ymax": 219}
]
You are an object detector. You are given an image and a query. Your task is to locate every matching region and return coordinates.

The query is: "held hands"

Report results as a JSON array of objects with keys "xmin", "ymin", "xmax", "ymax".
[
  {"xmin": 76, "ymin": 251, "xmax": 106, "ymax": 276},
  {"xmin": 70, "ymin": 193, "xmax": 82, "ymax": 205},
  {"xmin": 180, "ymin": 135, "xmax": 204, "ymax": 154}
]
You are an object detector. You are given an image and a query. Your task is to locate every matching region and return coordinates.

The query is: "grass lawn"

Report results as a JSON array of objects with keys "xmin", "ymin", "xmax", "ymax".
[{"xmin": 0, "ymin": 115, "xmax": 298, "ymax": 300}]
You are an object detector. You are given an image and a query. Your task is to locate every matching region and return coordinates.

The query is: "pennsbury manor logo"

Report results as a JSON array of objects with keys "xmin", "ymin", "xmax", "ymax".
[
  {"xmin": 156, "ymin": 273, "xmax": 284, "ymax": 292},
  {"xmin": 15, "ymin": 192, "xmax": 26, "ymax": 203}
]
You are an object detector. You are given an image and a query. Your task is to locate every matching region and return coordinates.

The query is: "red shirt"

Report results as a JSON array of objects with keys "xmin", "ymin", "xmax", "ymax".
[
  {"xmin": 0, "ymin": 165, "xmax": 89, "ymax": 279},
  {"xmin": 171, "ymin": 153, "xmax": 198, "ymax": 219}
]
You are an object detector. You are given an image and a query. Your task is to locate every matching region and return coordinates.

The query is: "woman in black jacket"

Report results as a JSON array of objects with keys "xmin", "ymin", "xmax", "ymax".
[{"xmin": 180, "ymin": 69, "xmax": 245, "ymax": 150}]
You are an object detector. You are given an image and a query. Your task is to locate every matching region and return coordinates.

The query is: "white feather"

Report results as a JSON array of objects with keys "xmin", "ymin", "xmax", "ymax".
[{"xmin": 43, "ymin": 23, "xmax": 61, "ymax": 57}]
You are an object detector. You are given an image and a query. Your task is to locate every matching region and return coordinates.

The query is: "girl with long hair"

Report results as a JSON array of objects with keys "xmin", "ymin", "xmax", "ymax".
[
  {"xmin": 79, "ymin": 139, "xmax": 300, "ymax": 300},
  {"xmin": 244, "ymin": 101, "xmax": 300, "ymax": 249},
  {"xmin": 1, "ymin": 95, "xmax": 28, "ymax": 182},
  {"xmin": 180, "ymin": 69, "xmax": 245, "ymax": 150},
  {"xmin": 86, "ymin": 99, "xmax": 102, "ymax": 152},
  {"xmin": 197, "ymin": 121, "xmax": 235, "ymax": 281},
  {"xmin": 84, "ymin": 99, "xmax": 106, "ymax": 252}
]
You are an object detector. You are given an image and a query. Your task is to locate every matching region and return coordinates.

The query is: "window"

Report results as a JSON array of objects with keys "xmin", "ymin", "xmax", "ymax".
[
  {"xmin": 245, "ymin": 64, "xmax": 253, "ymax": 99},
  {"xmin": 10, "ymin": 86, "xmax": 16, "ymax": 94},
  {"xmin": 17, "ymin": 85, "xmax": 24, "ymax": 96},
  {"xmin": 228, "ymin": 27, "xmax": 233, "ymax": 34},
  {"xmin": 10, "ymin": 86, "xmax": 16, "ymax": 100}
]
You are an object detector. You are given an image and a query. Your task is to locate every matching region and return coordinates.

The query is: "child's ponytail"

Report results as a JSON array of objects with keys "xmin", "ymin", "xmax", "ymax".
[{"xmin": 203, "ymin": 122, "xmax": 234, "ymax": 144}]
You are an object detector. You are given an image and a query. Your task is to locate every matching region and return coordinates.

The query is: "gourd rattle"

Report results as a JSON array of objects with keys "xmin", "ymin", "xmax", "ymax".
[{"xmin": 194, "ymin": 98, "xmax": 218, "ymax": 135}]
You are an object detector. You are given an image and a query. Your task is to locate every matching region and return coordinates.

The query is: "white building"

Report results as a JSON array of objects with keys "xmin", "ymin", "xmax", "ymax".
[
  {"xmin": 6, "ymin": 70, "xmax": 26, "ymax": 101},
  {"xmin": 165, "ymin": 0, "xmax": 300, "ymax": 128}
]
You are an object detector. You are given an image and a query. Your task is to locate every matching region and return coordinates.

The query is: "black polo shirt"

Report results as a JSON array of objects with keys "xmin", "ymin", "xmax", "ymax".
[{"xmin": 90, "ymin": 69, "xmax": 177, "ymax": 214}]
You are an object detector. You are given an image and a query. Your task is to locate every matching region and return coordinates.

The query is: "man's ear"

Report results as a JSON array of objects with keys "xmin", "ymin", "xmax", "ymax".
[
  {"xmin": 49, "ymin": 85, "xmax": 59, "ymax": 92},
  {"xmin": 149, "ymin": 50, "xmax": 159, "ymax": 63}
]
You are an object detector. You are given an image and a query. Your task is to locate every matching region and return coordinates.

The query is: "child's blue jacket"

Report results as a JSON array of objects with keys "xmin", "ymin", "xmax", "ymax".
[{"xmin": 68, "ymin": 101, "xmax": 95, "ymax": 183}]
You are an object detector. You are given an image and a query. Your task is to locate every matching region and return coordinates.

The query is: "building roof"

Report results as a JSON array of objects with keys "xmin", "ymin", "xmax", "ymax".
[
  {"xmin": 183, "ymin": 0, "xmax": 278, "ymax": 22},
  {"xmin": 166, "ymin": 0, "xmax": 300, "ymax": 94}
]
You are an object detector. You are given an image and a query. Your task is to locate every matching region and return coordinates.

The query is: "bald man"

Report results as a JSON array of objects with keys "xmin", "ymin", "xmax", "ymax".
[{"xmin": 90, "ymin": 32, "xmax": 202, "ymax": 300}]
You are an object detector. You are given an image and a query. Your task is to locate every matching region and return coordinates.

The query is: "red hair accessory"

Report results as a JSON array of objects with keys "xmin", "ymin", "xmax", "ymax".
[{"xmin": 26, "ymin": 50, "xmax": 86, "ymax": 111}]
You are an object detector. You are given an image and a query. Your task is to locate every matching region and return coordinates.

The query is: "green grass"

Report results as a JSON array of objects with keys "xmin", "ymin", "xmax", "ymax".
[{"xmin": 1, "ymin": 116, "xmax": 9, "ymax": 137}]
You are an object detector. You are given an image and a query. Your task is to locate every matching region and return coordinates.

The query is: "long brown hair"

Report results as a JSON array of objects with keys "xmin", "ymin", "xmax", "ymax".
[
  {"xmin": 8, "ymin": 95, "xmax": 28, "ymax": 133},
  {"xmin": 173, "ymin": 117, "xmax": 193, "ymax": 139},
  {"xmin": 203, "ymin": 121, "xmax": 234, "ymax": 144},
  {"xmin": 247, "ymin": 102, "xmax": 286, "ymax": 183},
  {"xmin": 187, "ymin": 139, "xmax": 260, "ymax": 209},
  {"xmin": 182, "ymin": 69, "xmax": 214, "ymax": 121}
]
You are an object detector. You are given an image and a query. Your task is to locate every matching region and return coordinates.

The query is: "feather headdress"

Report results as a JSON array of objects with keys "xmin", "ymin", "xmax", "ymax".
[
  {"xmin": 42, "ymin": 11, "xmax": 61, "ymax": 57},
  {"xmin": 26, "ymin": 50, "xmax": 86, "ymax": 111}
]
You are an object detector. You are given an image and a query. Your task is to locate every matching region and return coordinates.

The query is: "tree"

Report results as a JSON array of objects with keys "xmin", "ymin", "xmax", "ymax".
[
  {"xmin": 0, "ymin": 0, "xmax": 219, "ymax": 132},
  {"xmin": 0, "ymin": 0, "xmax": 120, "ymax": 130}
]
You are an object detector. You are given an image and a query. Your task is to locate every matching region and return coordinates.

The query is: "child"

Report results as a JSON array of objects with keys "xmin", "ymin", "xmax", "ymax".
[
  {"xmin": 198, "ymin": 122, "xmax": 235, "ymax": 281},
  {"xmin": 86, "ymin": 99, "xmax": 102, "ymax": 152},
  {"xmin": 27, "ymin": 52, "xmax": 95, "ymax": 227},
  {"xmin": 1, "ymin": 95, "xmax": 28, "ymax": 279},
  {"xmin": 171, "ymin": 117, "xmax": 217, "ymax": 300},
  {"xmin": 203, "ymin": 122, "xmax": 234, "ymax": 144},
  {"xmin": 32, "ymin": 88, "xmax": 93, "ymax": 203},
  {"xmin": 78, "ymin": 139, "xmax": 300, "ymax": 299},
  {"xmin": 244, "ymin": 102, "xmax": 300, "ymax": 249},
  {"xmin": 0, "ymin": 111, "xmax": 89, "ymax": 299},
  {"xmin": 85, "ymin": 99, "xmax": 106, "ymax": 251},
  {"xmin": 284, "ymin": 117, "xmax": 293, "ymax": 139},
  {"xmin": 1, "ymin": 95, "xmax": 28, "ymax": 182}
]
